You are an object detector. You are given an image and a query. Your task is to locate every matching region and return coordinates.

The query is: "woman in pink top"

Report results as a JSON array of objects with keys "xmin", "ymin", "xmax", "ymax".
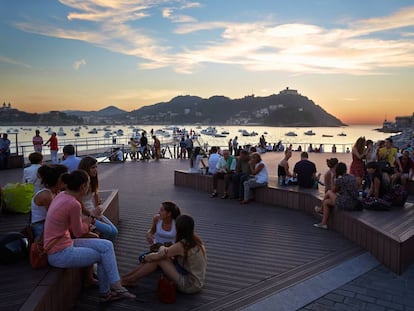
[{"xmin": 44, "ymin": 170, "xmax": 135, "ymax": 302}]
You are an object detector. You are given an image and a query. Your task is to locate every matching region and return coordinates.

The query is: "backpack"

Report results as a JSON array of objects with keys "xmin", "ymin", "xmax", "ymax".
[{"xmin": 0, "ymin": 232, "xmax": 29, "ymax": 264}]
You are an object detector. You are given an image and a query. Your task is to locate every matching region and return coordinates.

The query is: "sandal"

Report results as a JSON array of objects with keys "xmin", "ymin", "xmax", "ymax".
[
  {"xmin": 100, "ymin": 291, "xmax": 122, "ymax": 303},
  {"xmin": 111, "ymin": 286, "xmax": 136, "ymax": 300}
]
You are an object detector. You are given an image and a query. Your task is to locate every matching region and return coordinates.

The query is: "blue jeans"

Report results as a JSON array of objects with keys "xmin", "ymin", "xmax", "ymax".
[
  {"xmin": 48, "ymin": 238, "xmax": 120, "ymax": 294},
  {"xmin": 95, "ymin": 216, "xmax": 118, "ymax": 241},
  {"xmin": 50, "ymin": 150, "xmax": 58, "ymax": 164},
  {"xmin": 31, "ymin": 222, "xmax": 45, "ymax": 241}
]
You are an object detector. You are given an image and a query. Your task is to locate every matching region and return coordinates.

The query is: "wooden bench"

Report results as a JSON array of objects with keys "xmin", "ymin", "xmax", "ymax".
[
  {"xmin": 19, "ymin": 189, "xmax": 119, "ymax": 311},
  {"xmin": 174, "ymin": 170, "xmax": 414, "ymax": 275}
]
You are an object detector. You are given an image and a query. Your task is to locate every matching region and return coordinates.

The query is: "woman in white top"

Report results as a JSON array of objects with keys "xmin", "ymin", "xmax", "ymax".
[
  {"xmin": 189, "ymin": 147, "xmax": 206, "ymax": 173},
  {"xmin": 78, "ymin": 156, "xmax": 118, "ymax": 241},
  {"xmin": 146, "ymin": 201, "xmax": 181, "ymax": 251},
  {"xmin": 121, "ymin": 215, "xmax": 207, "ymax": 294},
  {"xmin": 31, "ymin": 164, "xmax": 68, "ymax": 239},
  {"xmin": 241, "ymin": 152, "xmax": 268, "ymax": 204}
]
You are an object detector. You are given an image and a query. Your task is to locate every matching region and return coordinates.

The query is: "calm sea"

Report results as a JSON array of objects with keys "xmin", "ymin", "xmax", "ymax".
[{"xmin": 1, "ymin": 124, "xmax": 393, "ymax": 156}]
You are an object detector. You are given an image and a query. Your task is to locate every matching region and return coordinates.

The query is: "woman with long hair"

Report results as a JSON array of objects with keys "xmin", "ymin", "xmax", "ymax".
[
  {"xmin": 31, "ymin": 164, "xmax": 68, "ymax": 239},
  {"xmin": 44, "ymin": 170, "xmax": 135, "ymax": 302},
  {"xmin": 350, "ymin": 136, "xmax": 366, "ymax": 189},
  {"xmin": 78, "ymin": 156, "xmax": 118, "ymax": 241},
  {"xmin": 322, "ymin": 158, "xmax": 338, "ymax": 193},
  {"xmin": 240, "ymin": 152, "xmax": 268, "ymax": 204},
  {"xmin": 146, "ymin": 201, "xmax": 181, "ymax": 251},
  {"xmin": 314, "ymin": 163, "xmax": 359, "ymax": 230},
  {"xmin": 121, "ymin": 215, "xmax": 207, "ymax": 294}
]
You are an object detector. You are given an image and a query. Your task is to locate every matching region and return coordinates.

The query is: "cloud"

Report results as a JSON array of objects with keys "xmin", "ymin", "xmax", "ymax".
[
  {"xmin": 0, "ymin": 55, "xmax": 32, "ymax": 68},
  {"xmin": 73, "ymin": 59, "xmax": 86, "ymax": 70},
  {"xmin": 162, "ymin": 8, "xmax": 197, "ymax": 23},
  {"xmin": 12, "ymin": 1, "xmax": 414, "ymax": 75}
]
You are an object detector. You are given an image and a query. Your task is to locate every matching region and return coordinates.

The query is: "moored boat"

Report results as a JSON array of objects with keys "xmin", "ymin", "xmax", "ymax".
[{"xmin": 285, "ymin": 131, "xmax": 298, "ymax": 137}]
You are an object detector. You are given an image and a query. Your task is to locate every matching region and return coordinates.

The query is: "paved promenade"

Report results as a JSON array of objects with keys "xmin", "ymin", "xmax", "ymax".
[{"xmin": 0, "ymin": 152, "xmax": 413, "ymax": 311}]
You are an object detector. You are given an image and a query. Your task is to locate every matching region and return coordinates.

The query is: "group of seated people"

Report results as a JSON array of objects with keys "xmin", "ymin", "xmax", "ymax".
[
  {"xmin": 188, "ymin": 146, "xmax": 269, "ymax": 204},
  {"xmin": 22, "ymin": 146, "xmax": 207, "ymax": 303},
  {"xmin": 313, "ymin": 137, "xmax": 413, "ymax": 230},
  {"xmin": 189, "ymin": 145, "xmax": 325, "ymax": 205},
  {"xmin": 188, "ymin": 137, "xmax": 413, "ymax": 231}
]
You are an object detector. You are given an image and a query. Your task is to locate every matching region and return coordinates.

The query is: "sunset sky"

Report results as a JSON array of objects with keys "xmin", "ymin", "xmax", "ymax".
[{"xmin": 1, "ymin": 0, "xmax": 413, "ymax": 125}]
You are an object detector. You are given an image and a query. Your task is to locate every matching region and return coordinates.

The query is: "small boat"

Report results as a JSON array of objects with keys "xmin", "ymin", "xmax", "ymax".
[
  {"xmin": 322, "ymin": 134, "xmax": 334, "ymax": 137},
  {"xmin": 74, "ymin": 132, "xmax": 80, "ymax": 137},
  {"xmin": 221, "ymin": 130, "xmax": 230, "ymax": 135},
  {"xmin": 116, "ymin": 129, "xmax": 124, "ymax": 136},
  {"xmin": 88, "ymin": 128, "xmax": 98, "ymax": 134},
  {"xmin": 214, "ymin": 133, "xmax": 227, "ymax": 137},
  {"xmin": 57, "ymin": 127, "xmax": 66, "ymax": 136},
  {"xmin": 104, "ymin": 132, "xmax": 112, "ymax": 138},
  {"xmin": 304, "ymin": 130, "xmax": 316, "ymax": 136},
  {"xmin": 285, "ymin": 131, "xmax": 298, "ymax": 137},
  {"xmin": 155, "ymin": 129, "xmax": 171, "ymax": 138},
  {"xmin": 201, "ymin": 127, "xmax": 217, "ymax": 136},
  {"xmin": 338, "ymin": 132, "xmax": 347, "ymax": 136}
]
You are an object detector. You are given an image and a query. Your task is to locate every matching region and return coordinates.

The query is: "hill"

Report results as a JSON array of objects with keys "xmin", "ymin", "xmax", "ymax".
[
  {"xmin": 64, "ymin": 106, "xmax": 127, "ymax": 118},
  {"xmin": 128, "ymin": 89, "xmax": 345, "ymax": 126}
]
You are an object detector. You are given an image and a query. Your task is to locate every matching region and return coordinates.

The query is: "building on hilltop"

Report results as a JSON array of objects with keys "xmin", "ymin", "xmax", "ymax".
[
  {"xmin": 279, "ymin": 87, "xmax": 299, "ymax": 95},
  {"xmin": 1, "ymin": 102, "xmax": 12, "ymax": 111}
]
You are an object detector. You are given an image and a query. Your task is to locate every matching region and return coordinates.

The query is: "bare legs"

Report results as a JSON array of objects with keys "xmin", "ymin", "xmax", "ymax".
[
  {"xmin": 315, "ymin": 190, "xmax": 336, "ymax": 227},
  {"xmin": 121, "ymin": 259, "xmax": 180, "ymax": 287}
]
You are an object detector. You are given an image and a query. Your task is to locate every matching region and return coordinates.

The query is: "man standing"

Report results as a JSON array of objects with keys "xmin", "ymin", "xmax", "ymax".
[
  {"xmin": 44, "ymin": 132, "xmax": 59, "ymax": 164},
  {"xmin": 232, "ymin": 136, "xmax": 238, "ymax": 156},
  {"xmin": 32, "ymin": 130, "xmax": 44, "ymax": 153},
  {"xmin": 60, "ymin": 144, "xmax": 81, "ymax": 172},
  {"xmin": 139, "ymin": 131, "xmax": 148, "ymax": 160},
  {"xmin": 0, "ymin": 133, "xmax": 11, "ymax": 170},
  {"xmin": 293, "ymin": 152, "xmax": 317, "ymax": 188},
  {"xmin": 185, "ymin": 135, "xmax": 193, "ymax": 159},
  {"xmin": 210, "ymin": 149, "xmax": 236, "ymax": 199}
]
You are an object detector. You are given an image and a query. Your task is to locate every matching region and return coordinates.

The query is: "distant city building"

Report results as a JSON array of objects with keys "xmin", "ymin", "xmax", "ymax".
[{"xmin": 395, "ymin": 116, "xmax": 412, "ymax": 128}]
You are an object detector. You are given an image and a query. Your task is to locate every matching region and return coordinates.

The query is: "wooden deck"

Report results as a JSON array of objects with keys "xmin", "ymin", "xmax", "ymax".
[
  {"xmin": 174, "ymin": 170, "xmax": 414, "ymax": 275},
  {"xmin": 0, "ymin": 189, "xmax": 119, "ymax": 311},
  {"xmin": 0, "ymin": 161, "xmax": 367, "ymax": 310}
]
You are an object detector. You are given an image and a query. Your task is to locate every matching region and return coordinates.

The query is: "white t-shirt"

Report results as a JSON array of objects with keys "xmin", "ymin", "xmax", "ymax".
[
  {"xmin": 23, "ymin": 164, "xmax": 42, "ymax": 193},
  {"xmin": 208, "ymin": 153, "xmax": 220, "ymax": 174}
]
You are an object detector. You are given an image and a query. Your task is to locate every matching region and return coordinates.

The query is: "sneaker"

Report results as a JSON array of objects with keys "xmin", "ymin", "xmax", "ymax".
[
  {"xmin": 210, "ymin": 192, "xmax": 217, "ymax": 198},
  {"xmin": 313, "ymin": 223, "xmax": 328, "ymax": 230}
]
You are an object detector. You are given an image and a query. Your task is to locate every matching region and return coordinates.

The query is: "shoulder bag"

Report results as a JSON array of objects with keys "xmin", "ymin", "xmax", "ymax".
[{"xmin": 30, "ymin": 233, "xmax": 64, "ymax": 269}]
